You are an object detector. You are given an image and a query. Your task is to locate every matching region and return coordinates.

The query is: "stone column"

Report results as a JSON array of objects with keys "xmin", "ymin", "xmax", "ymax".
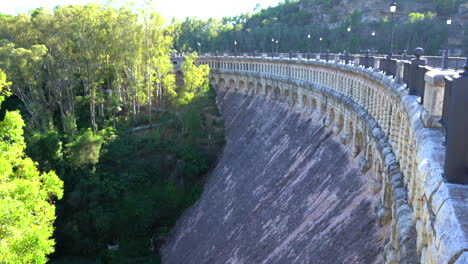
[{"xmin": 422, "ymin": 71, "xmax": 457, "ymax": 128}]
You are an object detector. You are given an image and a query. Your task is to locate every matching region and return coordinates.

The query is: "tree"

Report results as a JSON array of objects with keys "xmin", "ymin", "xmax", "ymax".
[
  {"xmin": 179, "ymin": 53, "xmax": 210, "ymax": 105},
  {"xmin": 0, "ymin": 43, "xmax": 53, "ymax": 132},
  {"xmin": 0, "ymin": 69, "xmax": 63, "ymax": 264}
]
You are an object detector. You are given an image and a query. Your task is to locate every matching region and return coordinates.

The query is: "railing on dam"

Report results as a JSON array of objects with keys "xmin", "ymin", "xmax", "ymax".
[
  {"xmin": 197, "ymin": 52, "xmax": 468, "ymax": 185},
  {"xmin": 192, "ymin": 53, "xmax": 468, "ymax": 264}
]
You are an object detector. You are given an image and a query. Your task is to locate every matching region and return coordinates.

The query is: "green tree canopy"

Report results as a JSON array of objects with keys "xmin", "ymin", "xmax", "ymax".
[{"xmin": 0, "ymin": 69, "xmax": 63, "ymax": 264}]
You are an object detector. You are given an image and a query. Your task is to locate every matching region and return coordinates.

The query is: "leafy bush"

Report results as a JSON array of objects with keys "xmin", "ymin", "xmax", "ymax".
[{"xmin": 66, "ymin": 129, "xmax": 103, "ymax": 168}]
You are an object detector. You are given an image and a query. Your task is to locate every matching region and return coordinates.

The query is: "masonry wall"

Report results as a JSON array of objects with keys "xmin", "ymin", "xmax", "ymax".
[
  {"xmin": 162, "ymin": 89, "xmax": 386, "ymax": 264},
  {"xmin": 165, "ymin": 56, "xmax": 468, "ymax": 263}
]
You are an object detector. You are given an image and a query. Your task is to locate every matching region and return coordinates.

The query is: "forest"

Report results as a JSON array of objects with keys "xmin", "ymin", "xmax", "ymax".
[
  {"xmin": 173, "ymin": 0, "xmax": 468, "ymax": 55},
  {"xmin": 0, "ymin": 0, "xmax": 467, "ymax": 263},
  {"xmin": 0, "ymin": 3, "xmax": 224, "ymax": 263}
]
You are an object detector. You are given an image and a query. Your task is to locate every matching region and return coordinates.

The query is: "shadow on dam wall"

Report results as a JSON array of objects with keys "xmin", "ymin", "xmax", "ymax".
[{"xmin": 161, "ymin": 90, "xmax": 388, "ymax": 264}]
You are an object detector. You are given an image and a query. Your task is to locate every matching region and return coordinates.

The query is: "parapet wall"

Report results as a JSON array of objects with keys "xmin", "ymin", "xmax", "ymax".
[{"xmin": 197, "ymin": 56, "xmax": 468, "ymax": 264}]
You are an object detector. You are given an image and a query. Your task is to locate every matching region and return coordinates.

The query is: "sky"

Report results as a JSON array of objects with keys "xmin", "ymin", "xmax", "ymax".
[{"xmin": 0, "ymin": 0, "xmax": 283, "ymax": 21}]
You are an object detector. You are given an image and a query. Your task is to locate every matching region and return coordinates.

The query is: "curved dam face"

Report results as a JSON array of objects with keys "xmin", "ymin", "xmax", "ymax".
[{"xmin": 161, "ymin": 90, "xmax": 386, "ymax": 264}]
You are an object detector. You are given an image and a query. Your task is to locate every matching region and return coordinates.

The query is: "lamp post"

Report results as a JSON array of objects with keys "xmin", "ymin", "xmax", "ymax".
[
  {"xmin": 386, "ymin": 2, "xmax": 397, "ymax": 74},
  {"xmin": 234, "ymin": 40, "xmax": 237, "ymax": 57},
  {"xmin": 443, "ymin": 17, "xmax": 452, "ymax": 69},
  {"xmin": 319, "ymin": 37, "xmax": 323, "ymax": 55},
  {"xmin": 307, "ymin": 34, "xmax": 311, "ymax": 59},
  {"xmin": 271, "ymin": 38, "xmax": 275, "ymax": 57},
  {"xmin": 389, "ymin": 2, "xmax": 396, "ymax": 58},
  {"xmin": 371, "ymin": 31, "xmax": 376, "ymax": 56},
  {"xmin": 346, "ymin": 26, "xmax": 351, "ymax": 64},
  {"xmin": 197, "ymin": 42, "xmax": 201, "ymax": 54},
  {"xmin": 276, "ymin": 40, "xmax": 279, "ymax": 54}
]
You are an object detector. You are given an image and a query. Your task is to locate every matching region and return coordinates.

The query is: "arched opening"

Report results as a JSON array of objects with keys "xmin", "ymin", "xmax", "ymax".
[
  {"xmin": 229, "ymin": 79, "xmax": 236, "ymax": 91},
  {"xmin": 320, "ymin": 102, "xmax": 326, "ymax": 117},
  {"xmin": 266, "ymin": 85, "xmax": 272, "ymax": 97},
  {"xmin": 343, "ymin": 120, "xmax": 354, "ymax": 145},
  {"xmin": 248, "ymin": 82, "xmax": 254, "ymax": 95},
  {"xmin": 239, "ymin": 80, "xmax": 246, "ymax": 93},
  {"xmin": 327, "ymin": 107, "xmax": 335, "ymax": 126},
  {"xmin": 219, "ymin": 79, "xmax": 226, "ymax": 90},
  {"xmin": 274, "ymin": 87, "xmax": 281, "ymax": 100},
  {"xmin": 354, "ymin": 130, "xmax": 364, "ymax": 156},
  {"xmin": 367, "ymin": 144, "xmax": 373, "ymax": 164},
  {"xmin": 369, "ymin": 160, "xmax": 383, "ymax": 194},
  {"xmin": 335, "ymin": 114, "xmax": 344, "ymax": 133},
  {"xmin": 292, "ymin": 92, "xmax": 298, "ymax": 106},
  {"xmin": 210, "ymin": 77, "xmax": 216, "ymax": 87},
  {"xmin": 256, "ymin": 83, "xmax": 263, "ymax": 95},
  {"xmin": 284, "ymin": 89, "xmax": 290, "ymax": 102},
  {"xmin": 311, "ymin": 98, "xmax": 317, "ymax": 111},
  {"xmin": 302, "ymin": 95, "xmax": 309, "ymax": 109}
]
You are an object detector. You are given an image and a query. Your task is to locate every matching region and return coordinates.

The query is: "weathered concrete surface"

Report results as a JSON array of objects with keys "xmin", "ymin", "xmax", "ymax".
[{"xmin": 161, "ymin": 91, "xmax": 386, "ymax": 264}]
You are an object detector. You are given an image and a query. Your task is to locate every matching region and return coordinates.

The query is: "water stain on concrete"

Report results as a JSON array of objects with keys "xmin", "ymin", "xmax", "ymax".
[{"xmin": 162, "ymin": 91, "xmax": 384, "ymax": 264}]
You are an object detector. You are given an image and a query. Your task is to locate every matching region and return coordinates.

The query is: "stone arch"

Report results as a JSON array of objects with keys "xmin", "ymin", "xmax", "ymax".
[
  {"xmin": 367, "ymin": 144, "xmax": 374, "ymax": 163},
  {"xmin": 219, "ymin": 79, "xmax": 226, "ymax": 90},
  {"xmin": 370, "ymin": 159, "xmax": 383, "ymax": 194},
  {"xmin": 229, "ymin": 79, "xmax": 236, "ymax": 91},
  {"xmin": 274, "ymin": 87, "xmax": 281, "ymax": 100},
  {"xmin": 284, "ymin": 89, "xmax": 290, "ymax": 103},
  {"xmin": 239, "ymin": 80, "xmax": 246, "ymax": 93},
  {"xmin": 353, "ymin": 130, "xmax": 365, "ymax": 157},
  {"xmin": 302, "ymin": 94, "xmax": 309, "ymax": 109},
  {"xmin": 326, "ymin": 107, "xmax": 335, "ymax": 127},
  {"xmin": 247, "ymin": 82, "xmax": 254, "ymax": 95},
  {"xmin": 266, "ymin": 85, "xmax": 272, "ymax": 97},
  {"xmin": 320, "ymin": 102, "xmax": 326, "ymax": 117},
  {"xmin": 292, "ymin": 92, "xmax": 298, "ymax": 106},
  {"xmin": 311, "ymin": 98, "xmax": 317, "ymax": 111},
  {"xmin": 360, "ymin": 143, "xmax": 373, "ymax": 173},
  {"xmin": 256, "ymin": 83, "xmax": 263, "ymax": 95},
  {"xmin": 210, "ymin": 77, "xmax": 216, "ymax": 87},
  {"xmin": 341, "ymin": 120, "xmax": 354, "ymax": 145},
  {"xmin": 333, "ymin": 113, "xmax": 344, "ymax": 134}
]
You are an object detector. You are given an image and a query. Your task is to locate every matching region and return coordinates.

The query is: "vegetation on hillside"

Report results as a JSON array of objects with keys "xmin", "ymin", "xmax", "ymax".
[
  {"xmin": 0, "ymin": 3, "xmax": 223, "ymax": 263},
  {"xmin": 0, "ymin": 70, "xmax": 63, "ymax": 264},
  {"xmin": 173, "ymin": 0, "xmax": 468, "ymax": 55}
]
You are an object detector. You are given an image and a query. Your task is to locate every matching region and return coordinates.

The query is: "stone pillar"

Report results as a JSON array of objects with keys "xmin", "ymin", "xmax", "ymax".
[
  {"xmin": 395, "ymin": 60, "xmax": 405, "ymax": 83},
  {"xmin": 422, "ymin": 71, "xmax": 457, "ymax": 128}
]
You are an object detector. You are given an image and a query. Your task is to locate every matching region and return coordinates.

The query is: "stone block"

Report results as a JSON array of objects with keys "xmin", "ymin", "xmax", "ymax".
[
  {"xmin": 423, "ymin": 71, "xmax": 457, "ymax": 128},
  {"xmin": 433, "ymin": 195, "xmax": 468, "ymax": 264}
]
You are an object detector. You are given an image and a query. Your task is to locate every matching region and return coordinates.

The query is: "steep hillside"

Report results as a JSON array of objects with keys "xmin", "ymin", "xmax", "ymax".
[
  {"xmin": 296, "ymin": 0, "xmax": 467, "ymax": 25},
  {"xmin": 174, "ymin": 0, "xmax": 468, "ymax": 55}
]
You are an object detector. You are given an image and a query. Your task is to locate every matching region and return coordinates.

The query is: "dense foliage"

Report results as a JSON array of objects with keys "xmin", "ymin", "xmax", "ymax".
[
  {"xmin": 0, "ymin": 3, "xmax": 221, "ymax": 263},
  {"xmin": 173, "ymin": 0, "xmax": 467, "ymax": 55},
  {"xmin": 0, "ymin": 70, "xmax": 63, "ymax": 264},
  {"xmin": 0, "ymin": 3, "xmax": 176, "ymax": 134},
  {"xmin": 49, "ymin": 81, "xmax": 224, "ymax": 263}
]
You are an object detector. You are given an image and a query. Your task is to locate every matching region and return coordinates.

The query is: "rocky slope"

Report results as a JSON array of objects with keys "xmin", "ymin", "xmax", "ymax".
[
  {"xmin": 161, "ymin": 91, "xmax": 388, "ymax": 263},
  {"xmin": 300, "ymin": 0, "xmax": 467, "ymax": 25}
]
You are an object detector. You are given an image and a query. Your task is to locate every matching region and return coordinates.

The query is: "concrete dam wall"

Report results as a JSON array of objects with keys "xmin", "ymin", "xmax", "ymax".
[
  {"xmin": 163, "ymin": 56, "xmax": 468, "ymax": 263},
  {"xmin": 162, "ymin": 90, "xmax": 385, "ymax": 264}
]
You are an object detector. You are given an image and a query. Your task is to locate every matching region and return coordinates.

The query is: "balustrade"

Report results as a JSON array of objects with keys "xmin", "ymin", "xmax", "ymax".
[{"xmin": 192, "ymin": 52, "xmax": 468, "ymax": 264}]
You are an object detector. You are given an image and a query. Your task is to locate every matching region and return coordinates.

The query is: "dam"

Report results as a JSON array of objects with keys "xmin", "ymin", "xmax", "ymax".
[{"xmin": 162, "ymin": 55, "xmax": 468, "ymax": 264}]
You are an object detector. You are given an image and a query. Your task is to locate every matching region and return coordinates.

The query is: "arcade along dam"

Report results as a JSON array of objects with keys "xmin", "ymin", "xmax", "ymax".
[{"xmin": 161, "ymin": 55, "xmax": 468, "ymax": 264}]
